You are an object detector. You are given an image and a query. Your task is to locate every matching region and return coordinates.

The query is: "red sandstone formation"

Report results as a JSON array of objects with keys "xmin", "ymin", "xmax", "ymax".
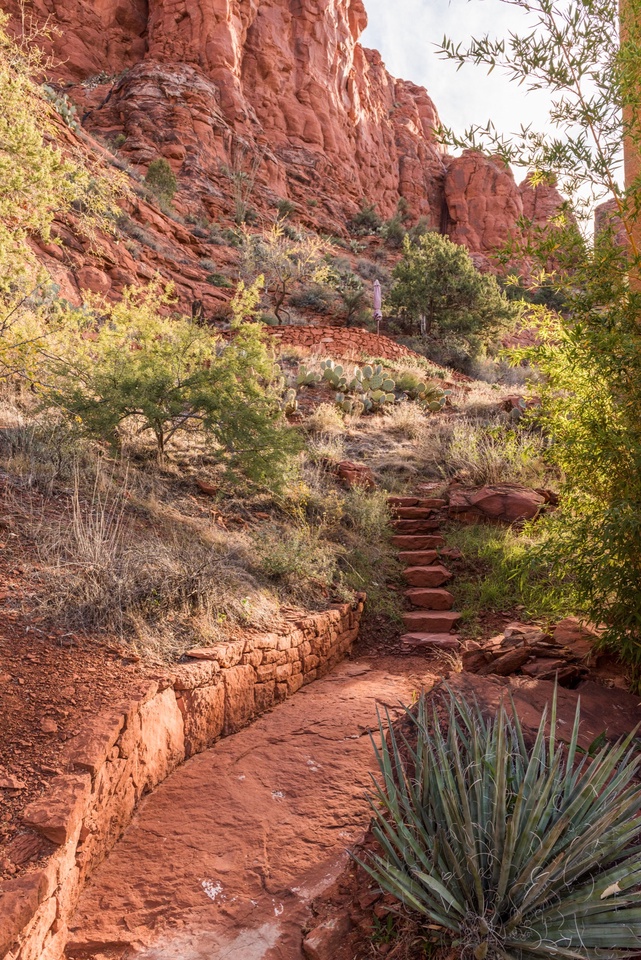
[{"xmin": 7, "ymin": 0, "xmax": 566, "ymax": 277}]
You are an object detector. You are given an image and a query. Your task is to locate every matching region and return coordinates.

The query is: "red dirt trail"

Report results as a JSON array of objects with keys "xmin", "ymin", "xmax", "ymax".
[{"xmin": 64, "ymin": 655, "xmax": 441, "ymax": 960}]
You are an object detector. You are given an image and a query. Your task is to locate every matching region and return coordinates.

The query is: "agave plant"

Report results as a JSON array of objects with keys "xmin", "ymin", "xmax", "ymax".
[{"xmin": 359, "ymin": 688, "xmax": 641, "ymax": 959}]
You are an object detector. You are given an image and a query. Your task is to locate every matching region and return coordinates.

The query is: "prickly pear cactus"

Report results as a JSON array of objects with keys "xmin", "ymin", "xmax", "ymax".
[
  {"xmin": 296, "ymin": 365, "xmax": 322, "ymax": 387},
  {"xmin": 320, "ymin": 359, "xmax": 347, "ymax": 390},
  {"xmin": 280, "ymin": 388, "xmax": 298, "ymax": 415}
]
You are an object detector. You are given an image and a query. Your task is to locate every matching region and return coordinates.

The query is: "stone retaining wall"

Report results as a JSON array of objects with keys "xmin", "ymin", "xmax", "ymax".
[
  {"xmin": 0, "ymin": 598, "xmax": 365, "ymax": 960},
  {"xmin": 268, "ymin": 325, "xmax": 420, "ymax": 362}
]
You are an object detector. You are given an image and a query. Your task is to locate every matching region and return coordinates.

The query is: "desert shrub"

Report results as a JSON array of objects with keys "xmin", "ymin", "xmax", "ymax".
[
  {"xmin": 241, "ymin": 224, "xmax": 331, "ymax": 323},
  {"xmin": 356, "ymin": 259, "xmax": 391, "ymax": 285},
  {"xmin": 288, "ymin": 282, "xmax": 334, "ymax": 314},
  {"xmin": 380, "ymin": 214, "xmax": 406, "ymax": 248},
  {"xmin": 144, "ymin": 158, "xmax": 177, "ymax": 203},
  {"xmin": 305, "ymin": 402, "xmax": 345, "ymax": 434},
  {"xmin": 362, "ymin": 689, "xmax": 641, "ymax": 959},
  {"xmin": 250, "ymin": 521, "xmax": 344, "ymax": 605},
  {"xmin": 306, "ymin": 432, "xmax": 346, "ymax": 464},
  {"xmin": 206, "ymin": 272, "xmax": 233, "ymax": 288},
  {"xmin": 42, "ymin": 283, "xmax": 299, "ymax": 487},
  {"xmin": 0, "ymin": 414, "xmax": 90, "ymax": 491},
  {"xmin": 382, "ymin": 402, "xmax": 427, "ymax": 439},
  {"xmin": 332, "ymin": 270, "xmax": 369, "ymax": 326},
  {"xmin": 341, "ymin": 487, "xmax": 390, "ymax": 539},
  {"xmin": 36, "ymin": 469, "xmax": 269, "ymax": 652},
  {"xmin": 386, "ymin": 233, "xmax": 518, "ymax": 348},
  {"xmin": 276, "ymin": 198, "xmax": 296, "ymax": 219},
  {"xmin": 406, "ymin": 216, "xmax": 432, "ymax": 243},
  {"xmin": 349, "ymin": 203, "xmax": 382, "ymax": 236},
  {"xmin": 418, "ymin": 417, "xmax": 550, "ymax": 486}
]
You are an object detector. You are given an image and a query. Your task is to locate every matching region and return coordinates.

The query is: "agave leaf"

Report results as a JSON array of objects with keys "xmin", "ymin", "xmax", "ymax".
[{"xmin": 411, "ymin": 869, "xmax": 466, "ymax": 916}]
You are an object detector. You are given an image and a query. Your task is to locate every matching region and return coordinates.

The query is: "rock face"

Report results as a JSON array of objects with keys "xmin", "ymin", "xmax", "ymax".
[{"xmin": 6, "ymin": 0, "xmax": 565, "ymax": 258}]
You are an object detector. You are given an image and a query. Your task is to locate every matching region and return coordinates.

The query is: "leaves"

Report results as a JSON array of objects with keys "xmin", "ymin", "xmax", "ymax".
[
  {"xmin": 386, "ymin": 233, "xmax": 519, "ymax": 341},
  {"xmin": 357, "ymin": 689, "xmax": 641, "ymax": 958}
]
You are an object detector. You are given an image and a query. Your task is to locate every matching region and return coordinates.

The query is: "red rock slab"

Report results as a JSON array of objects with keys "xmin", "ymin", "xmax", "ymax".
[
  {"xmin": 553, "ymin": 617, "xmax": 602, "ymax": 661},
  {"xmin": 404, "ymin": 588, "xmax": 455, "ymax": 610},
  {"xmin": 22, "ymin": 773, "xmax": 91, "ymax": 845},
  {"xmin": 403, "ymin": 564, "xmax": 452, "ymax": 587},
  {"xmin": 387, "ymin": 497, "xmax": 419, "ymax": 507},
  {"xmin": 391, "ymin": 535, "xmax": 446, "ymax": 550},
  {"xmin": 0, "ymin": 871, "xmax": 49, "ymax": 958},
  {"xmin": 400, "ymin": 634, "xmax": 461, "ymax": 652},
  {"xmin": 416, "ymin": 498, "xmax": 447, "ymax": 508},
  {"xmin": 439, "ymin": 546, "xmax": 463, "ymax": 560},
  {"xmin": 397, "ymin": 549, "xmax": 438, "ymax": 566},
  {"xmin": 437, "ymin": 673, "xmax": 641, "ymax": 750},
  {"xmin": 391, "ymin": 519, "xmax": 441, "ymax": 533},
  {"xmin": 63, "ymin": 657, "xmax": 442, "ymax": 960},
  {"xmin": 391, "ymin": 507, "xmax": 437, "ymax": 519},
  {"xmin": 449, "ymin": 484, "xmax": 545, "ymax": 523},
  {"xmin": 402, "ymin": 611, "xmax": 461, "ymax": 633}
]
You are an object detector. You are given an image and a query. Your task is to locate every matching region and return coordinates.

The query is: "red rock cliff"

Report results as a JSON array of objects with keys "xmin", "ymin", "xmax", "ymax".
[{"xmin": 5, "ymin": 0, "xmax": 565, "ymax": 303}]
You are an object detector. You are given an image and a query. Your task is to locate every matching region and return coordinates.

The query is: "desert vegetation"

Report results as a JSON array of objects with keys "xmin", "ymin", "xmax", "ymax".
[{"xmin": 5, "ymin": 2, "xmax": 641, "ymax": 957}]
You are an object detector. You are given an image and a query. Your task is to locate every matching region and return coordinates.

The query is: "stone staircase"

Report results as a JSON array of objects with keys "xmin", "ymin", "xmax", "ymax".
[{"xmin": 389, "ymin": 495, "xmax": 462, "ymax": 653}]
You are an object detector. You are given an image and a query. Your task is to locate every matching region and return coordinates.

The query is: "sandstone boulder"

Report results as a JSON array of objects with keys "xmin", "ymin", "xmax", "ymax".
[{"xmin": 449, "ymin": 484, "xmax": 546, "ymax": 524}]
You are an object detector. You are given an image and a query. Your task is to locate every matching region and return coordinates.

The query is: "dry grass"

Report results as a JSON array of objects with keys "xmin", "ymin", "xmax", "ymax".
[
  {"xmin": 305, "ymin": 402, "xmax": 345, "ymax": 434},
  {"xmin": 29, "ymin": 467, "xmax": 278, "ymax": 660},
  {"xmin": 416, "ymin": 416, "xmax": 551, "ymax": 486},
  {"xmin": 381, "ymin": 403, "xmax": 427, "ymax": 439}
]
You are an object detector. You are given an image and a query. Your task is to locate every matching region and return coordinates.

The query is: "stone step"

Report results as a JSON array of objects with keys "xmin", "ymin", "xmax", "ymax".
[
  {"xmin": 397, "ymin": 549, "xmax": 439, "ymax": 566},
  {"xmin": 402, "ymin": 610, "xmax": 462, "ymax": 633},
  {"xmin": 392, "ymin": 519, "xmax": 441, "ymax": 533},
  {"xmin": 403, "ymin": 564, "xmax": 452, "ymax": 587},
  {"xmin": 387, "ymin": 496, "xmax": 419, "ymax": 507},
  {"xmin": 404, "ymin": 588, "xmax": 455, "ymax": 610},
  {"xmin": 392, "ymin": 506, "xmax": 437, "ymax": 519},
  {"xmin": 391, "ymin": 534, "xmax": 446, "ymax": 550},
  {"xmin": 416, "ymin": 498, "xmax": 447, "ymax": 509},
  {"xmin": 401, "ymin": 633, "xmax": 461, "ymax": 652}
]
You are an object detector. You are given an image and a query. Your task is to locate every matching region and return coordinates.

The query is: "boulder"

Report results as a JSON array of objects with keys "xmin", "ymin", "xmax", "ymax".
[
  {"xmin": 335, "ymin": 461, "xmax": 375, "ymax": 490},
  {"xmin": 449, "ymin": 484, "xmax": 546, "ymax": 524}
]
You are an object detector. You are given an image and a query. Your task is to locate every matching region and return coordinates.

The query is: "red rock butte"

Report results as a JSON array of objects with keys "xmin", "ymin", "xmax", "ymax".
[{"xmin": 6, "ymin": 0, "xmax": 563, "ymax": 260}]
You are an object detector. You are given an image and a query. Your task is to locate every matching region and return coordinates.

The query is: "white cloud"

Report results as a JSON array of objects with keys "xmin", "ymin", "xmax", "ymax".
[{"xmin": 361, "ymin": 0, "xmax": 551, "ymax": 159}]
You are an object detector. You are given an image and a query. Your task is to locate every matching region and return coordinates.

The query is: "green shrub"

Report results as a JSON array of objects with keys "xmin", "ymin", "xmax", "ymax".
[
  {"xmin": 144, "ymin": 158, "xmax": 177, "ymax": 203},
  {"xmin": 349, "ymin": 203, "xmax": 382, "ymax": 236},
  {"xmin": 43, "ymin": 283, "xmax": 299, "ymax": 487},
  {"xmin": 380, "ymin": 214, "xmax": 406, "ymax": 248},
  {"xmin": 206, "ymin": 272, "xmax": 233, "ymax": 288},
  {"xmin": 361, "ymin": 688, "xmax": 641, "ymax": 959},
  {"xmin": 276, "ymin": 198, "xmax": 296, "ymax": 219},
  {"xmin": 386, "ymin": 233, "xmax": 518, "ymax": 345}
]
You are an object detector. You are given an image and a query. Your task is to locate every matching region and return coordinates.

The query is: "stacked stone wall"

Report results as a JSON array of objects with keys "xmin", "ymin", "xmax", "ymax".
[
  {"xmin": 0, "ymin": 598, "xmax": 365, "ymax": 960},
  {"xmin": 268, "ymin": 325, "xmax": 420, "ymax": 361}
]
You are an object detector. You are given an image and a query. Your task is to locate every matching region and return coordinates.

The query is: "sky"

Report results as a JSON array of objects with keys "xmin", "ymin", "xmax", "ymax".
[{"xmin": 361, "ymin": 0, "xmax": 552, "ymax": 162}]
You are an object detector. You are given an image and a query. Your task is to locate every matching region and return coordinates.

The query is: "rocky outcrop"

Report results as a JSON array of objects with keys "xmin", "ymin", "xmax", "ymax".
[
  {"xmin": 7, "ymin": 0, "xmax": 566, "ymax": 257},
  {"xmin": 442, "ymin": 153, "xmax": 567, "ymax": 267},
  {"xmin": 448, "ymin": 483, "xmax": 547, "ymax": 524},
  {"xmin": 7, "ymin": 0, "xmax": 446, "ymax": 234}
]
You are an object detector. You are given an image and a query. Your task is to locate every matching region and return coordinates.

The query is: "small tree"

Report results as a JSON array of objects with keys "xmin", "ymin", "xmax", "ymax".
[
  {"xmin": 43, "ymin": 283, "xmax": 299, "ymax": 487},
  {"xmin": 144, "ymin": 158, "xmax": 177, "ymax": 204},
  {"xmin": 241, "ymin": 225, "xmax": 331, "ymax": 323},
  {"xmin": 332, "ymin": 269, "xmax": 370, "ymax": 326},
  {"xmin": 386, "ymin": 232, "xmax": 517, "ymax": 340}
]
